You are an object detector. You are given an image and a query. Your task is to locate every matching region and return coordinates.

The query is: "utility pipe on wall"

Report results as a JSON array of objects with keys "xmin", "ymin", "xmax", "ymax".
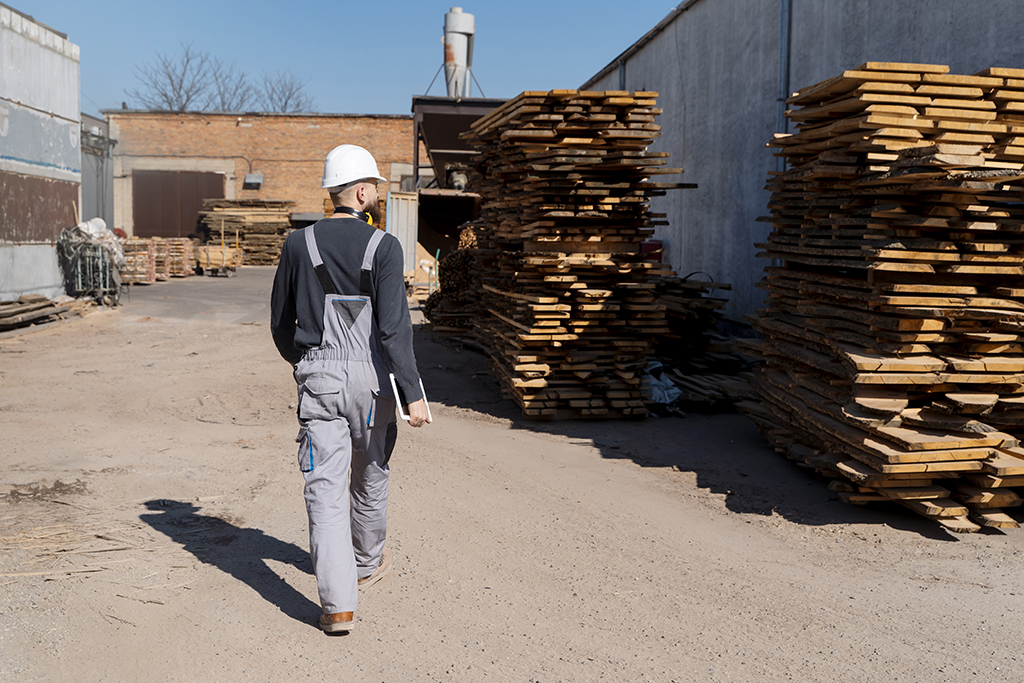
[{"xmin": 776, "ymin": 0, "xmax": 792, "ymax": 172}]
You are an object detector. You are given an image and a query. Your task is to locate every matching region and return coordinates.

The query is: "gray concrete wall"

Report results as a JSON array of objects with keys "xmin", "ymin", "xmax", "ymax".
[
  {"xmin": 0, "ymin": 244, "xmax": 63, "ymax": 300},
  {"xmin": 0, "ymin": 6, "xmax": 80, "ymax": 186},
  {"xmin": 81, "ymin": 150, "xmax": 113, "ymax": 228},
  {"xmin": 584, "ymin": 0, "xmax": 1024, "ymax": 322},
  {"xmin": 0, "ymin": 6, "xmax": 80, "ymax": 300}
]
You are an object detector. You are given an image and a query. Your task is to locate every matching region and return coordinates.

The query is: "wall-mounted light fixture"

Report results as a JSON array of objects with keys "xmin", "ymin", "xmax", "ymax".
[{"xmin": 243, "ymin": 173, "xmax": 263, "ymax": 190}]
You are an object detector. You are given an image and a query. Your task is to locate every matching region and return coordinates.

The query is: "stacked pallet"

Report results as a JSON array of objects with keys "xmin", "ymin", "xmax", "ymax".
[
  {"xmin": 121, "ymin": 238, "xmax": 156, "ymax": 284},
  {"xmin": 199, "ymin": 199, "xmax": 294, "ymax": 265},
  {"xmin": 462, "ymin": 89, "xmax": 693, "ymax": 418},
  {"xmin": 0, "ymin": 295, "xmax": 70, "ymax": 331},
  {"xmin": 167, "ymin": 238, "xmax": 195, "ymax": 277},
  {"xmin": 152, "ymin": 239, "xmax": 171, "ymax": 281},
  {"xmin": 747, "ymin": 63, "xmax": 1024, "ymax": 532}
]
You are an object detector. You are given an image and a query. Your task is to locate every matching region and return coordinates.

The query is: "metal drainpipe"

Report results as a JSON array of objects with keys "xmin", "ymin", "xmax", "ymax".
[
  {"xmin": 413, "ymin": 117, "xmax": 420, "ymax": 190},
  {"xmin": 776, "ymin": 0, "xmax": 792, "ymax": 173}
]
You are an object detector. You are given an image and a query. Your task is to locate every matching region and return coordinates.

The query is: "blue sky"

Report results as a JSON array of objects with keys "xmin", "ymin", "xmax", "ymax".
[{"xmin": 14, "ymin": 0, "xmax": 679, "ymax": 117}]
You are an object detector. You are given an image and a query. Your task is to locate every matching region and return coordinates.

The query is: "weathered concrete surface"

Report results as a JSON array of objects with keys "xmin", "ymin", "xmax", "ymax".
[
  {"xmin": 0, "ymin": 243, "xmax": 63, "ymax": 299},
  {"xmin": 0, "ymin": 7, "xmax": 80, "ymax": 298},
  {"xmin": 584, "ymin": 0, "xmax": 1024, "ymax": 321},
  {"xmin": 0, "ymin": 6, "xmax": 80, "ymax": 122}
]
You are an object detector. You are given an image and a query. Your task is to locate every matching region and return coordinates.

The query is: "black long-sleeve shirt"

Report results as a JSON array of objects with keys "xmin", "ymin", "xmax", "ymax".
[{"xmin": 270, "ymin": 216, "xmax": 423, "ymax": 403}]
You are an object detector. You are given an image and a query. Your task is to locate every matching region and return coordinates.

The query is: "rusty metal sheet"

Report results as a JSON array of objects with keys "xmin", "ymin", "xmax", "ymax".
[{"xmin": 0, "ymin": 171, "xmax": 78, "ymax": 243}]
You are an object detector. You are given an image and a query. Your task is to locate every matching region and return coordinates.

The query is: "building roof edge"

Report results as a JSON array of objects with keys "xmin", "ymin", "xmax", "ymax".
[{"xmin": 580, "ymin": 0, "xmax": 705, "ymax": 90}]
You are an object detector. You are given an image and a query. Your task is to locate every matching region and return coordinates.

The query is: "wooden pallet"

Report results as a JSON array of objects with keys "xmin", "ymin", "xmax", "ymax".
[{"xmin": 122, "ymin": 238, "xmax": 156, "ymax": 284}]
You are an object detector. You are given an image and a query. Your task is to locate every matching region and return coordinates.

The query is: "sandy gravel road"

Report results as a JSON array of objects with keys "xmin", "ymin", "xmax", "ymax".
[{"xmin": 1, "ymin": 267, "xmax": 1022, "ymax": 682}]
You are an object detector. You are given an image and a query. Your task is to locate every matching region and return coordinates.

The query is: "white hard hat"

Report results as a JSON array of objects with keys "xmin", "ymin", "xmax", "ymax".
[{"xmin": 321, "ymin": 144, "xmax": 387, "ymax": 189}]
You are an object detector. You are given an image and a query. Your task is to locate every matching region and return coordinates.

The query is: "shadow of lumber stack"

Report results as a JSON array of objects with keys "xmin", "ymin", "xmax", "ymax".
[
  {"xmin": 200, "ymin": 199, "xmax": 295, "ymax": 266},
  {"xmin": 742, "ymin": 62, "xmax": 1024, "ymax": 533},
  {"xmin": 461, "ymin": 89, "xmax": 696, "ymax": 419},
  {"xmin": 653, "ymin": 275, "xmax": 754, "ymax": 411}
]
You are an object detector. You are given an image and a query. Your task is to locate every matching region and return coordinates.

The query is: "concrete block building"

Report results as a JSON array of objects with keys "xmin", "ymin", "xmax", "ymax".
[
  {"xmin": 0, "ymin": 4, "xmax": 80, "ymax": 299},
  {"xmin": 583, "ymin": 0, "xmax": 1024, "ymax": 321}
]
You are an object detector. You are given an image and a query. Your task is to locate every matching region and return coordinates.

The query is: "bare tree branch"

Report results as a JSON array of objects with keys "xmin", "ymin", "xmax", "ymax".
[
  {"xmin": 257, "ymin": 71, "xmax": 316, "ymax": 113},
  {"xmin": 127, "ymin": 44, "xmax": 315, "ymax": 114},
  {"xmin": 126, "ymin": 41, "xmax": 211, "ymax": 111},
  {"xmin": 206, "ymin": 58, "xmax": 256, "ymax": 112}
]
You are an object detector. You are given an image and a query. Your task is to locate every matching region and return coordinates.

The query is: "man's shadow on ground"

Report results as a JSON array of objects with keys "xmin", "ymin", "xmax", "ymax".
[{"xmin": 140, "ymin": 499, "xmax": 321, "ymax": 625}]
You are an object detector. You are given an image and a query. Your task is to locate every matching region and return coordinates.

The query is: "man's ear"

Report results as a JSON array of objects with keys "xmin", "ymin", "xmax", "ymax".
[{"xmin": 358, "ymin": 183, "xmax": 373, "ymax": 208}]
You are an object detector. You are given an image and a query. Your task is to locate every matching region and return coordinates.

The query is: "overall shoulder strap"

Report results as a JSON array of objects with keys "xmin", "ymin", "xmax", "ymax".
[
  {"xmin": 359, "ymin": 229, "xmax": 386, "ymax": 297},
  {"xmin": 304, "ymin": 225, "xmax": 337, "ymax": 295}
]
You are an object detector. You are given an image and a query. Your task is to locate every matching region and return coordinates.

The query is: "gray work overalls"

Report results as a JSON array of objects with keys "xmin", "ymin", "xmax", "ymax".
[{"xmin": 294, "ymin": 223, "xmax": 397, "ymax": 614}]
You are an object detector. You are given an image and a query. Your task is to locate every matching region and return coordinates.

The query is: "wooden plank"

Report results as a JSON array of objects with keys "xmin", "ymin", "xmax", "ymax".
[{"xmin": 901, "ymin": 498, "xmax": 969, "ymax": 517}]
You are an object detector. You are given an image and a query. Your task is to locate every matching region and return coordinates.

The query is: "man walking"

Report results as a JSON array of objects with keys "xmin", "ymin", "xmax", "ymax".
[{"xmin": 271, "ymin": 144, "xmax": 430, "ymax": 633}]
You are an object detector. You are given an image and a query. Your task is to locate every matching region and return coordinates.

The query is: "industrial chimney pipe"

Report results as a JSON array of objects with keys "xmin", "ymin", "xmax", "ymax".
[{"xmin": 444, "ymin": 7, "xmax": 475, "ymax": 98}]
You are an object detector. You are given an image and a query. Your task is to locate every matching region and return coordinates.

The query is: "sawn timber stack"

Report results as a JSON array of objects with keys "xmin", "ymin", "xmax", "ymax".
[
  {"xmin": 199, "ymin": 199, "xmax": 294, "ymax": 266},
  {"xmin": 461, "ymin": 89, "xmax": 693, "ymax": 418},
  {"xmin": 746, "ymin": 62, "xmax": 1024, "ymax": 533}
]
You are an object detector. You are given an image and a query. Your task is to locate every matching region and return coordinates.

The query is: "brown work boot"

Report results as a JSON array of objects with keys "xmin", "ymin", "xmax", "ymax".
[
  {"xmin": 319, "ymin": 611, "xmax": 355, "ymax": 633},
  {"xmin": 358, "ymin": 547, "xmax": 393, "ymax": 590}
]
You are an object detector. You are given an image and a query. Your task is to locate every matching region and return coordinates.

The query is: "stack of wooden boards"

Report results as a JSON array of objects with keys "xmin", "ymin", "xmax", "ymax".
[
  {"xmin": 745, "ymin": 62, "xmax": 1024, "ymax": 532},
  {"xmin": 200, "ymin": 199, "xmax": 294, "ymax": 265},
  {"xmin": 0, "ymin": 295, "xmax": 70, "ymax": 332},
  {"xmin": 196, "ymin": 244, "xmax": 243, "ymax": 271},
  {"xmin": 421, "ymin": 222, "xmax": 498, "ymax": 334},
  {"xmin": 460, "ymin": 89, "xmax": 694, "ymax": 418}
]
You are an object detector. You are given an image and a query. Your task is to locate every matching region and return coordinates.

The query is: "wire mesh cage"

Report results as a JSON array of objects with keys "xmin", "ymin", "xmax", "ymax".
[{"xmin": 57, "ymin": 228, "xmax": 121, "ymax": 306}]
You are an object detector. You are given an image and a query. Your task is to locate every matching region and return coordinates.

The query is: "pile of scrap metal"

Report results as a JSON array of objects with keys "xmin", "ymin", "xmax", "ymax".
[{"xmin": 56, "ymin": 218, "xmax": 125, "ymax": 306}]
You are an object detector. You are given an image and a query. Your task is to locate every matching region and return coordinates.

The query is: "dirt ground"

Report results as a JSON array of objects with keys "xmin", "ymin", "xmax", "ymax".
[{"xmin": 1, "ymin": 266, "xmax": 1023, "ymax": 682}]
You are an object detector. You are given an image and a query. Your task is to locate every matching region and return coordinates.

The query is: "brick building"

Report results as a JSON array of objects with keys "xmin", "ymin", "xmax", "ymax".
[{"xmin": 103, "ymin": 111, "xmax": 418, "ymax": 238}]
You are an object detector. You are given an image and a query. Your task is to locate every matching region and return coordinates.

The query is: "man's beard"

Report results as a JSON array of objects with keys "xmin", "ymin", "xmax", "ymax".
[{"xmin": 366, "ymin": 198, "xmax": 383, "ymax": 226}]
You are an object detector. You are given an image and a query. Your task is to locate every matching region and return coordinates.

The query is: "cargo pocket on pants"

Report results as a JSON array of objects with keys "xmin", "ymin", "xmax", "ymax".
[
  {"xmin": 296, "ymin": 426, "xmax": 314, "ymax": 472},
  {"xmin": 368, "ymin": 393, "xmax": 397, "ymax": 429},
  {"xmin": 296, "ymin": 365, "xmax": 344, "ymax": 422}
]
